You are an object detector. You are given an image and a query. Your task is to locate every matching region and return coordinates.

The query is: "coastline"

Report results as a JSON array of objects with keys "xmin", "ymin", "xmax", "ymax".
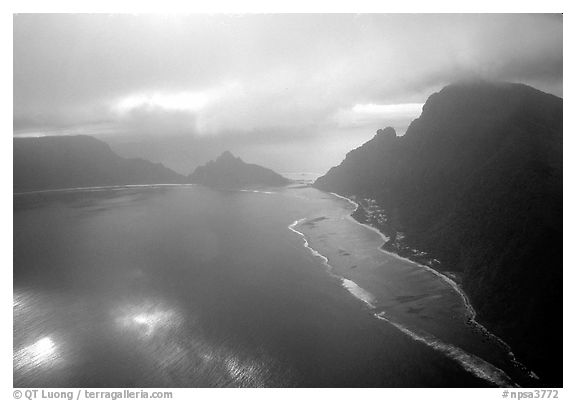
[
  {"xmin": 288, "ymin": 202, "xmax": 518, "ymax": 387},
  {"xmin": 325, "ymin": 190, "xmax": 539, "ymax": 382},
  {"xmin": 15, "ymin": 182, "xmax": 539, "ymax": 385},
  {"xmin": 13, "ymin": 183, "xmax": 198, "ymax": 196}
]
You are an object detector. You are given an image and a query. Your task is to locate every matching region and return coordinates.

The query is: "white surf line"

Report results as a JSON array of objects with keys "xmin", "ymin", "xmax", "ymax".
[
  {"xmin": 329, "ymin": 191, "xmax": 539, "ymax": 380},
  {"xmin": 288, "ymin": 217, "xmax": 517, "ymax": 387},
  {"xmin": 14, "ymin": 183, "xmax": 197, "ymax": 196},
  {"xmin": 375, "ymin": 313, "xmax": 517, "ymax": 387},
  {"xmin": 238, "ymin": 189, "xmax": 276, "ymax": 195},
  {"xmin": 288, "ymin": 219, "xmax": 376, "ymax": 309}
]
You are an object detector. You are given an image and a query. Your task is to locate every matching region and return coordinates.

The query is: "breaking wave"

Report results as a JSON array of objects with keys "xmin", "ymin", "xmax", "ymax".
[
  {"xmin": 328, "ymin": 192, "xmax": 537, "ymax": 380},
  {"xmin": 288, "ymin": 216, "xmax": 521, "ymax": 387}
]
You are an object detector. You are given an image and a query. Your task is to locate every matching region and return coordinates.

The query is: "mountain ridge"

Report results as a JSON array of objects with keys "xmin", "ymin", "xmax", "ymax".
[
  {"xmin": 14, "ymin": 135, "xmax": 186, "ymax": 193},
  {"xmin": 314, "ymin": 81, "xmax": 562, "ymax": 386}
]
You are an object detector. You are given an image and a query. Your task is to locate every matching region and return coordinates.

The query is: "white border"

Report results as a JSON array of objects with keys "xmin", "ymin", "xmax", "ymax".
[{"xmin": 3, "ymin": 2, "xmax": 572, "ymax": 398}]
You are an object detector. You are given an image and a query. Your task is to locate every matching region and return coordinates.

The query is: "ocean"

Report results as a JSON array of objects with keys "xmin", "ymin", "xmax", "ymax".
[{"xmin": 13, "ymin": 183, "xmax": 533, "ymax": 387}]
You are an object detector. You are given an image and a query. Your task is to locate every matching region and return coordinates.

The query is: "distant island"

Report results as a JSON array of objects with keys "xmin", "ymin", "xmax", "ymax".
[
  {"xmin": 314, "ymin": 81, "xmax": 562, "ymax": 386},
  {"xmin": 13, "ymin": 137, "xmax": 290, "ymax": 193},
  {"xmin": 13, "ymin": 135, "xmax": 186, "ymax": 193},
  {"xmin": 188, "ymin": 151, "xmax": 290, "ymax": 188}
]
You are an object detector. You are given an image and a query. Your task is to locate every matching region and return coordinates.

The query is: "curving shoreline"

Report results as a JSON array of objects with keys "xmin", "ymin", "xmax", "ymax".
[
  {"xmin": 15, "ymin": 183, "xmax": 538, "ymax": 385},
  {"xmin": 326, "ymin": 191, "xmax": 539, "ymax": 382},
  {"xmin": 288, "ymin": 213, "xmax": 519, "ymax": 387}
]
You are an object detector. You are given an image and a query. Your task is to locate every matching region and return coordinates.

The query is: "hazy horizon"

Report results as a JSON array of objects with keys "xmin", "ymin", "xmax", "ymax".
[{"xmin": 14, "ymin": 14, "xmax": 563, "ymax": 174}]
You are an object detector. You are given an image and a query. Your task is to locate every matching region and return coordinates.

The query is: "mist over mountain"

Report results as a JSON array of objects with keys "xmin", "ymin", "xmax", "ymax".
[
  {"xmin": 14, "ymin": 135, "xmax": 185, "ymax": 192},
  {"xmin": 188, "ymin": 151, "xmax": 290, "ymax": 188},
  {"xmin": 314, "ymin": 81, "xmax": 562, "ymax": 385}
]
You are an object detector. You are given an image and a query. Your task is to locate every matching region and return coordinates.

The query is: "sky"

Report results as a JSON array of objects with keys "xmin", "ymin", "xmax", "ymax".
[{"xmin": 13, "ymin": 14, "xmax": 563, "ymax": 174}]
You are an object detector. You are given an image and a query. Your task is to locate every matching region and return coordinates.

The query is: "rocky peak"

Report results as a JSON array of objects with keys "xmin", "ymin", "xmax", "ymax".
[
  {"xmin": 216, "ymin": 150, "xmax": 238, "ymax": 163},
  {"xmin": 375, "ymin": 127, "xmax": 397, "ymax": 141}
]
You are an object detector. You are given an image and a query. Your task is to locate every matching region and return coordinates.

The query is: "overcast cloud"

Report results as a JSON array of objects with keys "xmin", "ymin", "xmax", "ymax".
[{"xmin": 13, "ymin": 14, "xmax": 563, "ymax": 173}]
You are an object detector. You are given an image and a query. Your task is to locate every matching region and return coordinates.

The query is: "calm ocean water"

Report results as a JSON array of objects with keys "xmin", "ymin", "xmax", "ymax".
[{"xmin": 14, "ymin": 184, "xmax": 529, "ymax": 387}]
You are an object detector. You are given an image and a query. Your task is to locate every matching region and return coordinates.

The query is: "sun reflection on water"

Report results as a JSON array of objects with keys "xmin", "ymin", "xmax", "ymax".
[
  {"xmin": 14, "ymin": 337, "xmax": 60, "ymax": 372},
  {"xmin": 111, "ymin": 299, "xmax": 275, "ymax": 385},
  {"xmin": 114, "ymin": 301, "xmax": 182, "ymax": 339}
]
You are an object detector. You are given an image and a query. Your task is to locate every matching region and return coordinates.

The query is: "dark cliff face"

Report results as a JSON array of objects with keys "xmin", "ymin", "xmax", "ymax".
[
  {"xmin": 188, "ymin": 151, "xmax": 290, "ymax": 188},
  {"xmin": 314, "ymin": 82, "xmax": 562, "ymax": 385},
  {"xmin": 14, "ymin": 135, "xmax": 185, "ymax": 192}
]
